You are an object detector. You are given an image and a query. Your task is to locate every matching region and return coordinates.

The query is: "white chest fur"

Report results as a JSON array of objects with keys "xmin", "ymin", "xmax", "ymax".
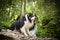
[
  {"xmin": 20, "ymin": 20, "xmax": 34, "ymax": 36},
  {"xmin": 22, "ymin": 14, "xmax": 34, "ymax": 29},
  {"xmin": 20, "ymin": 14, "xmax": 35, "ymax": 36},
  {"xmin": 24, "ymin": 20, "xmax": 34, "ymax": 29}
]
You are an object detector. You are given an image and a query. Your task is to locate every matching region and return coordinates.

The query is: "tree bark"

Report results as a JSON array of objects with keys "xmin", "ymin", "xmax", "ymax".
[
  {"xmin": 20, "ymin": 0, "xmax": 23, "ymax": 18},
  {"xmin": 24, "ymin": 0, "xmax": 26, "ymax": 15}
]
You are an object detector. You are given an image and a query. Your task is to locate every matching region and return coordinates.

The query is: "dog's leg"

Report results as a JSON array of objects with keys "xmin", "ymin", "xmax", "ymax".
[
  {"xmin": 21, "ymin": 28, "xmax": 28, "ymax": 36},
  {"xmin": 27, "ymin": 29, "xmax": 32, "ymax": 36}
]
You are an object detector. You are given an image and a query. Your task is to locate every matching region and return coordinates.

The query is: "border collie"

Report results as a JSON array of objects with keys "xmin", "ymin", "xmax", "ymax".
[{"xmin": 10, "ymin": 13, "xmax": 37, "ymax": 36}]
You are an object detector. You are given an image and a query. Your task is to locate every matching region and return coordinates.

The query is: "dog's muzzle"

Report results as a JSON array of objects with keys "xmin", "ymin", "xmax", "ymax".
[{"xmin": 34, "ymin": 16, "xmax": 38, "ymax": 21}]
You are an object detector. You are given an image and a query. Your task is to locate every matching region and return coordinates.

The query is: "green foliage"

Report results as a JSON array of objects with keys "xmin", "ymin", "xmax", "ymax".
[
  {"xmin": 35, "ymin": 0, "xmax": 60, "ymax": 38},
  {"xmin": 0, "ymin": 0, "xmax": 60, "ymax": 39},
  {"xmin": 0, "ymin": 0, "xmax": 21, "ymax": 29}
]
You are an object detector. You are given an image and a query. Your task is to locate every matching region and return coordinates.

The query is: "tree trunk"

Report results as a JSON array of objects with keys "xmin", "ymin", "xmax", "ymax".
[
  {"xmin": 20, "ymin": 0, "xmax": 23, "ymax": 18},
  {"xmin": 32, "ymin": 1, "xmax": 35, "ymax": 13},
  {"xmin": 24, "ymin": 0, "xmax": 26, "ymax": 15}
]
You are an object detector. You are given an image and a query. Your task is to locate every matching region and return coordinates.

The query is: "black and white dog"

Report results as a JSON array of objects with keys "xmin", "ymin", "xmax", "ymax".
[{"xmin": 10, "ymin": 13, "xmax": 37, "ymax": 36}]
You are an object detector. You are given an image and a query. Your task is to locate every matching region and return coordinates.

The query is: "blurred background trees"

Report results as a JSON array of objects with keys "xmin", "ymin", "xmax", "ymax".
[{"xmin": 0, "ymin": 0, "xmax": 60, "ymax": 39}]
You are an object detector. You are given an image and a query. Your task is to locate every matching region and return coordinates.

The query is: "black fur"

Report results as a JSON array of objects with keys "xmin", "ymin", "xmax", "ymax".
[
  {"xmin": 10, "ymin": 16, "xmax": 26, "ymax": 31},
  {"xmin": 28, "ymin": 13, "xmax": 33, "ymax": 22}
]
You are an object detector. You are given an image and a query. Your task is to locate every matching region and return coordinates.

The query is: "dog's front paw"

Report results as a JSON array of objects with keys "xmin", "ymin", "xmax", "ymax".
[{"xmin": 28, "ymin": 33, "xmax": 33, "ymax": 37}]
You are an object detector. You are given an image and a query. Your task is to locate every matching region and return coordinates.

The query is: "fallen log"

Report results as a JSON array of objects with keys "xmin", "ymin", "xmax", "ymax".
[{"xmin": 0, "ymin": 29, "xmax": 58, "ymax": 40}]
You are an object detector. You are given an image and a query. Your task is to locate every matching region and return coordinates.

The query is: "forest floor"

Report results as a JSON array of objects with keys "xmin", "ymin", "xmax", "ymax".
[{"xmin": 0, "ymin": 29, "xmax": 58, "ymax": 40}]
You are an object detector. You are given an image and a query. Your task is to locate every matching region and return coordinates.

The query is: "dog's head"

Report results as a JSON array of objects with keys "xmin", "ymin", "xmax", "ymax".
[{"xmin": 27, "ymin": 13, "xmax": 37, "ymax": 22}]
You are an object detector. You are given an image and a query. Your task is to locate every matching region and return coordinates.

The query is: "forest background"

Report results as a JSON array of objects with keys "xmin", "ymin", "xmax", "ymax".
[{"xmin": 0, "ymin": 0, "xmax": 60, "ymax": 39}]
